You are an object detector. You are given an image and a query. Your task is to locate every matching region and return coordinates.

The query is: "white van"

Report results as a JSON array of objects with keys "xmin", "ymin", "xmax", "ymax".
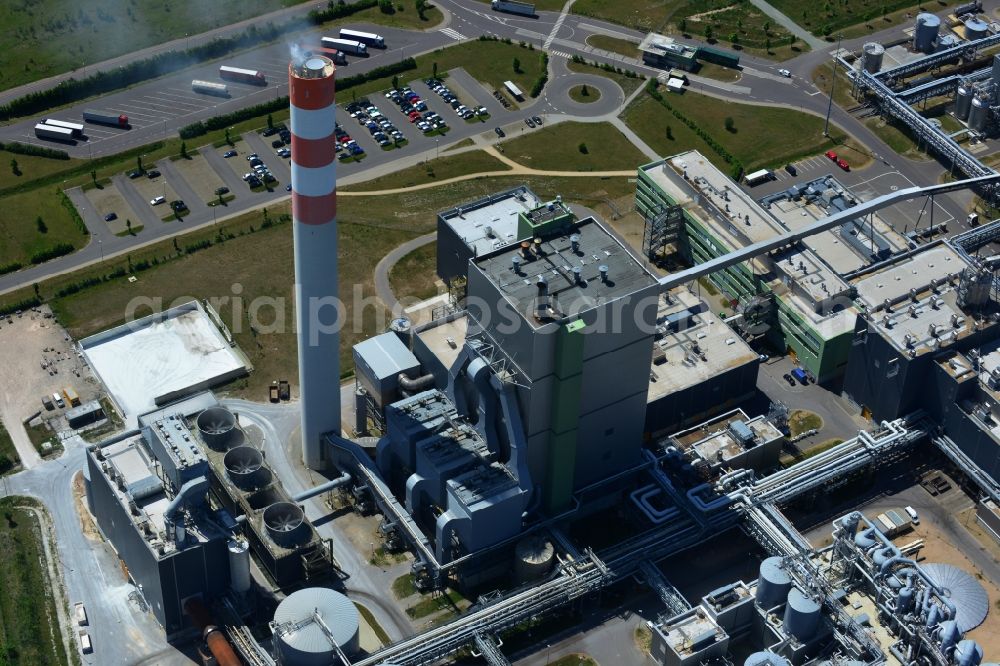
[
  {"xmin": 52, "ymin": 392, "xmax": 65, "ymax": 408},
  {"xmin": 79, "ymin": 631, "xmax": 92, "ymax": 654},
  {"xmin": 904, "ymin": 506, "xmax": 919, "ymax": 524}
]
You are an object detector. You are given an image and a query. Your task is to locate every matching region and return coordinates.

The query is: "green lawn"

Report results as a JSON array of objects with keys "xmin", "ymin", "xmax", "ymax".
[
  {"xmin": 0, "ymin": 189, "xmax": 88, "ymax": 269},
  {"xmin": 342, "ymin": 151, "xmax": 510, "ymax": 191},
  {"xmin": 572, "ymin": 0, "xmax": 687, "ymax": 32},
  {"xmin": 586, "ymin": 34, "xmax": 640, "ymax": 59},
  {"xmin": 389, "ymin": 242, "xmax": 438, "ymax": 303},
  {"xmin": 766, "ymin": 0, "xmax": 958, "ymax": 38},
  {"xmin": 0, "ymin": 150, "xmax": 84, "ymax": 192},
  {"xmin": 0, "ymin": 422, "xmax": 19, "ymax": 475},
  {"xmin": 864, "ymin": 117, "xmax": 933, "ymax": 161},
  {"xmin": 788, "ymin": 409, "xmax": 823, "ymax": 436},
  {"xmin": 0, "ymin": 497, "xmax": 71, "ymax": 666},
  {"xmin": 569, "ymin": 84, "xmax": 602, "ymax": 103},
  {"xmin": 566, "ymin": 60, "xmax": 645, "ymax": 97},
  {"xmin": 672, "ymin": 0, "xmax": 805, "ymax": 59},
  {"xmin": 502, "ymin": 121, "xmax": 647, "ymax": 171},
  {"xmin": 25, "ymin": 173, "xmax": 634, "ymax": 399},
  {"xmin": 623, "ymin": 86, "xmax": 864, "ymax": 173},
  {"xmin": 550, "ymin": 656, "xmax": 598, "ymax": 666}
]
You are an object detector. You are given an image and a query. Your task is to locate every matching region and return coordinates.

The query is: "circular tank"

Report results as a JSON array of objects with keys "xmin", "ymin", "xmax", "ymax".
[
  {"xmin": 514, "ymin": 535, "xmax": 555, "ymax": 584},
  {"xmin": 756, "ymin": 556, "xmax": 792, "ymax": 609},
  {"xmin": 966, "ymin": 18, "xmax": 989, "ymax": 41},
  {"xmin": 897, "ymin": 586, "xmax": 914, "ymax": 613},
  {"xmin": 263, "ymin": 502, "xmax": 309, "ymax": 548},
  {"xmin": 862, "ymin": 43, "xmax": 885, "ymax": 73},
  {"xmin": 915, "ymin": 13, "xmax": 941, "ymax": 52},
  {"xmin": 273, "ymin": 588, "xmax": 360, "ymax": 663},
  {"xmin": 197, "ymin": 406, "xmax": 242, "ymax": 450},
  {"xmin": 228, "ymin": 538, "xmax": 251, "ymax": 594},
  {"xmin": 783, "ymin": 587, "xmax": 821, "ymax": 642},
  {"xmin": 957, "ymin": 83, "xmax": 975, "ymax": 120},
  {"xmin": 955, "ymin": 640, "xmax": 984, "ymax": 666},
  {"xmin": 969, "ymin": 94, "xmax": 990, "ymax": 133},
  {"xmin": 390, "ymin": 316, "xmax": 413, "ymax": 348},
  {"xmin": 224, "ymin": 446, "xmax": 270, "ymax": 490},
  {"xmin": 745, "ymin": 651, "xmax": 791, "ymax": 666}
]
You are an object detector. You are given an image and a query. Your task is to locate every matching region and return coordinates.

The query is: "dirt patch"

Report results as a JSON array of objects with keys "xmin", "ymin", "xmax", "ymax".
[
  {"xmin": 72, "ymin": 471, "xmax": 101, "ymax": 541},
  {"xmin": 172, "ymin": 152, "xmax": 231, "ymax": 204},
  {"xmin": 85, "ymin": 183, "xmax": 142, "ymax": 235}
]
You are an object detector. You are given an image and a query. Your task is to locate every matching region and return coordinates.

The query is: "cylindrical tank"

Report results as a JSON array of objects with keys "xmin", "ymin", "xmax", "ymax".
[
  {"xmin": 862, "ymin": 43, "xmax": 885, "ymax": 73},
  {"xmin": 262, "ymin": 502, "xmax": 309, "ymax": 548},
  {"xmin": 514, "ymin": 535, "xmax": 555, "ymax": 584},
  {"xmin": 965, "ymin": 18, "xmax": 989, "ymax": 41},
  {"xmin": 745, "ymin": 651, "xmax": 791, "ymax": 666},
  {"xmin": 228, "ymin": 538, "xmax": 251, "ymax": 594},
  {"xmin": 915, "ymin": 13, "xmax": 941, "ymax": 52},
  {"xmin": 224, "ymin": 446, "xmax": 269, "ymax": 490},
  {"xmin": 939, "ymin": 620, "xmax": 962, "ymax": 652},
  {"xmin": 955, "ymin": 640, "xmax": 984, "ymax": 666},
  {"xmin": 197, "ymin": 407, "xmax": 242, "ymax": 451},
  {"xmin": 354, "ymin": 386, "xmax": 368, "ymax": 436},
  {"xmin": 756, "ymin": 556, "xmax": 792, "ymax": 609},
  {"xmin": 390, "ymin": 316, "xmax": 413, "ymax": 349},
  {"xmin": 839, "ymin": 511, "xmax": 862, "ymax": 537},
  {"xmin": 272, "ymin": 588, "xmax": 360, "ymax": 662},
  {"xmin": 957, "ymin": 82, "xmax": 975, "ymax": 120},
  {"xmin": 955, "ymin": 0, "xmax": 983, "ymax": 15},
  {"xmin": 897, "ymin": 586, "xmax": 914, "ymax": 613},
  {"xmin": 969, "ymin": 93, "xmax": 990, "ymax": 132},
  {"xmin": 783, "ymin": 587, "xmax": 821, "ymax": 642}
]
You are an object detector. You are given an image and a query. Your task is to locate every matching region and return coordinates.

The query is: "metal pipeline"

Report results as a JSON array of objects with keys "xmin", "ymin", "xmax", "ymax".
[
  {"xmin": 291, "ymin": 471, "xmax": 351, "ymax": 502},
  {"xmin": 184, "ymin": 598, "xmax": 241, "ymax": 666},
  {"xmin": 629, "ymin": 484, "xmax": 680, "ymax": 524},
  {"xmin": 398, "ymin": 371, "xmax": 435, "ymax": 394},
  {"xmin": 164, "ymin": 476, "xmax": 209, "ymax": 526}
]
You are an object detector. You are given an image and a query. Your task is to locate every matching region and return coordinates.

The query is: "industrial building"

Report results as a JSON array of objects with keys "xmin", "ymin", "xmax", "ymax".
[{"xmin": 638, "ymin": 33, "xmax": 740, "ymax": 71}]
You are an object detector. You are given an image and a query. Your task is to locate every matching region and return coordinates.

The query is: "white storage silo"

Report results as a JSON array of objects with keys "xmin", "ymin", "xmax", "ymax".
[
  {"xmin": 914, "ymin": 13, "xmax": 941, "ymax": 53},
  {"xmin": 965, "ymin": 18, "xmax": 989, "ymax": 41},
  {"xmin": 969, "ymin": 92, "xmax": 990, "ymax": 133},
  {"xmin": 514, "ymin": 535, "xmax": 555, "ymax": 584},
  {"xmin": 272, "ymin": 588, "xmax": 360, "ymax": 664},
  {"xmin": 956, "ymin": 81, "xmax": 975, "ymax": 120}
]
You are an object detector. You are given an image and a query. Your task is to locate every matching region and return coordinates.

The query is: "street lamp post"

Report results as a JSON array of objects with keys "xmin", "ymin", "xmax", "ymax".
[
  {"xmin": 823, "ymin": 33, "xmax": 843, "ymax": 138},
  {"xmin": 435, "ymin": 138, "xmax": 439, "ymax": 160}
]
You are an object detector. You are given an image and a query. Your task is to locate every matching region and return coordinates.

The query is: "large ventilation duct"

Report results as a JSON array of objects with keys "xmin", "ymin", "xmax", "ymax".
[
  {"xmin": 263, "ymin": 502, "xmax": 309, "ymax": 548},
  {"xmin": 223, "ymin": 446, "xmax": 269, "ymax": 490},
  {"xmin": 163, "ymin": 476, "xmax": 209, "ymax": 527},
  {"xmin": 184, "ymin": 598, "xmax": 241, "ymax": 666}
]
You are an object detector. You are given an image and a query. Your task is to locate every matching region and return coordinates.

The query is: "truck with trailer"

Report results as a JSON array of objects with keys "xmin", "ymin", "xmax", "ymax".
[
  {"xmin": 299, "ymin": 44, "xmax": 347, "ymax": 65},
  {"xmin": 41, "ymin": 119, "xmax": 84, "ymax": 137},
  {"xmin": 339, "ymin": 28, "xmax": 385, "ymax": 48},
  {"xmin": 491, "ymin": 0, "xmax": 536, "ymax": 16},
  {"xmin": 321, "ymin": 37, "xmax": 367, "ymax": 56},
  {"xmin": 219, "ymin": 65, "xmax": 266, "ymax": 85},
  {"xmin": 82, "ymin": 109, "xmax": 129, "ymax": 128},
  {"xmin": 34, "ymin": 123, "xmax": 76, "ymax": 142},
  {"xmin": 192, "ymin": 80, "xmax": 229, "ymax": 97}
]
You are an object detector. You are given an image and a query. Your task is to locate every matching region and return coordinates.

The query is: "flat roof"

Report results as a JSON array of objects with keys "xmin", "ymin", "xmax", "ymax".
[
  {"xmin": 689, "ymin": 416, "xmax": 783, "ymax": 463},
  {"xmin": 639, "ymin": 33, "xmax": 698, "ymax": 59},
  {"xmin": 868, "ymin": 290, "xmax": 970, "ymax": 355},
  {"xmin": 80, "ymin": 302, "xmax": 248, "ymax": 425},
  {"xmin": 354, "ymin": 332, "xmax": 419, "ymax": 381},
  {"xmin": 439, "ymin": 186, "xmax": 540, "ymax": 258},
  {"xmin": 648, "ymin": 289, "xmax": 758, "ymax": 401},
  {"xmin": 853, "ymin": 244, "xmax": 969, "ymax": 310},
  {"xmin": 417, "ymin": 314, "xmax": 468, "ymax": 371},
  {"xmin": 473, "ymin": 217, "xmax": 657, "ymax": 328},
  {"xmin": 656, "ymin": 610, "xmax": 725, "ymax": 656}
]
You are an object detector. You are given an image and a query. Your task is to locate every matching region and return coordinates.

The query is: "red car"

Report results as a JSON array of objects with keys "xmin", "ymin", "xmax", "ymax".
[
  {"xmin": 837, "ymin": 158, "xmax": 850, "ymax": 171},
  {"xmin": 825, "ymin": 150, "xmax": 838, "ymax": 161}
]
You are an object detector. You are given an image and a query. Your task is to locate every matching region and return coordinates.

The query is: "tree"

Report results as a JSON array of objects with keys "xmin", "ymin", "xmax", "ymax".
[
  {"xmin": 224, "ymin": 127, "xmax": 232, "ymax": 146},
  {"xmin": 578, "ymin": 142, "xmax": 588, "ymax": 154},
  {"xmin": 137, "ymin": 155, "xmax": 143, "ymax": 172},
  {"xmin": 36, "ymin": 216, "xmax": 47, "ymax": 233},
  {"xmin": 666, "ymin": 125, "xmax": 674, "ymax": 140},
  {"xmin": 180, "ymin": 141, "xmax": 187, "ymax": 159},
  {"xmin": 580, "ymin": 84, "xmax": 590, "ymax": 97},
  {"xmin": 765, "ymin": 37, "xmax": 772, "ymax": 53},
  {"xmin": 763, "ymin": 20, "xmax": 771, "ymax": 35},
  {"xmin": 10, "ymin": 158, "xmax": 19, "ymax": 176},
  {"xmin": 378, "ymin": 0, "xmax": 394, "ymax": 13},
  {"xmin": 267, "ymin": 113, "xmax": 274, "ymax": 129},
  {"xmin": 415, "ymin": 0, "xmax": 428, "ymax": 19},
  {"xmin": 173, "ymin": 237, "xmax": 180, "ymax": 253},
  {"xmin": 90, "ymin": 169, "xmax": 97, "ymax": 187},
  {"xmin": 392, "ymin": 74, "xmax": 400, "ymax": 90},
  {"xmin": 724, "ymin": 116, "xmax": 735, "ymax": 132},
  {"xmin": 126, "ymin": 219, "xmax": 133, "ymax": 235},
  {"xmin": 513, "ymin": 57, "xmax": 521, "ymax": 73},
  {"xmin": 729, "ymin": 32, "xmax": 739, "ymax": 45},
  {"xmin": 678, "ymin": 18, "xmax": 687, "ymax": 34},
  {"xmin": 705, "ymin": 24, "xmax": 714, "ymax": 41},
  {"xmin": 432, "ymin": 61, "xmax": 438, "ymax": 79}
]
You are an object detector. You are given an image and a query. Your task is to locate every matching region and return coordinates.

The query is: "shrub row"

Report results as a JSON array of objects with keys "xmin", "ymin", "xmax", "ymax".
[
  {"xmin": 646, "ymin": 80, "xmax": 744, "ymax": 180},
  {"xmin": 178, "ymin": 58, "xmax": 417, "ymax": 139},
  {"xmin": 0, "ymin": 296, "xmax": 41, "ymax": 317},
  {"xmin": 0, "ymin": 262, "xmax": 23, "ymax": 276},
  {"xmin": 30, "ymin": 243, "xmax": 75, "ymax": 265},
  {"xmin": 530, "ymin": 53, "xmax": 549, "ymax": 98},
  {"xmin": 60, "ymin": 192, "xmax": 89, "ymax": 236},
  {"xmin": 0, "ymin": 142, "xmax": 70, "ymax": 160},
  {"xmin": 0, "ymin": 0, "xmax": 380, "ymax": 120}
]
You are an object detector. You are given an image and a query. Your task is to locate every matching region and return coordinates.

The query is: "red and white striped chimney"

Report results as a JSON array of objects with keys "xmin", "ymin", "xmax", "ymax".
[{"xmin": 289, "ymin": 55, "xmax": 339, "ymax": 470}]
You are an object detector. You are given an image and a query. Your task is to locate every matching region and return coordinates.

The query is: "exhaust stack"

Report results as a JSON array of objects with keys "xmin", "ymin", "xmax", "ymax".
[{"xmin": 289, "ymin": 55, "xmax": 339, "ymax": 470}]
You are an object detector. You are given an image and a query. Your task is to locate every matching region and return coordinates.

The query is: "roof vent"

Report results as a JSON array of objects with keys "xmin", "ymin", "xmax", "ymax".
[
  {"xmin": 536, "ymin": 274, "xmax": 548, "ymax": 294},
  {"xmin": 572, "ymin": 266, "xmax": 583, "ymax": 284},
  {"xmin": 512, "ymin": 255, "xmax": 522, "ymax": 273},
  {"xmin": 599, "ymin": 265, "xmax": 609, "ymax": 283},
  {"xmin": 570, "ymin": 234, "xmax": 581, "ymax": 253},
  {"xmin": 485, "ymin": 225, "xmax": 494, "ymax": 238}
]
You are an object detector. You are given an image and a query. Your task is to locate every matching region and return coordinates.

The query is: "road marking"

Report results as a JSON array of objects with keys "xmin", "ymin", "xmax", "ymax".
[
  {"xmin": 543, "ymin": 8, "xmax": 569, "ymax": 50},
  {"xmin": 439, "ymin": 27, "xmax": 467, "ymax": 41},
  {"xmin": 549, "ymin": 50, "xmax": 572, "ymax": 59}
]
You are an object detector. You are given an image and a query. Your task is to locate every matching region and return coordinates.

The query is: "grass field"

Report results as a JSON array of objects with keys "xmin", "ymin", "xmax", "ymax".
[
  {"xmin": 0, "ymin": 422, "xmax": 19, "ymax": 475},
  {"xmin": 0, "ymin": 188, "xmax": 88, "ymax": 269},
  {"xmin": 569, "ymin": 84, "xmax": 601, "ymax": 103},
  {"xmin": 672, "ymin": 0, "xmax": 805, "ymax": 59},
  {"xmin": 549, "ymin": 656, "xmax": 598, "ymax": 666},
  {"xmin": 502, "ymin": 121, "xmax": 647, "ymax": 171},
  {"xmin": 28, "ymin": 172, "xmax": 635, "ymax": 399},
  {"xmin": 0, "ymin": 2, "xmax": 445, "ymax": 92},
  {"xmin": 341, "ymin": 151, "xmax": 510, "ymax": 191},
  {"xmin": 623, "ymin": 86, "xmax": 865, "ymax": 173},
  {"xmin": 389, "ymin": 242, "xmax": 438, "ymax": 302},
  {"xmin": 864, "ymin": 117, "xmax": 933, "ymax": 161},
  {"xmin": 695, "ymin": 61, "xmax": 742, "ymax": 82},
  {"xmin": 788, "ymin": 409, "xmax": 823, "ymax": 436},
  {"xmin": 0, "ymin": 497, "xmax": 70, "ymax": 666},
  {"xmin": 766, "ymin": 0, "xmax": 957, "ymax": 38},
  {"xmin": 572, "ymin": 0, "xmax": 686, "ymax": 32},
  {"xmin": 585, "ymin": 34, "xmax": 640, "ymax": 59}
]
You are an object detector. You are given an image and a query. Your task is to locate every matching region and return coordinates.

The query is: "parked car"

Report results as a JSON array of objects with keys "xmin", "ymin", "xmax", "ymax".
[
  {"xmin": 532, "ymin": 115, "xmax": 543, "ymax": 125},
  {"xmin": 170, "ymin": 200, "xmax": 187, "ymax": 212},
  {"xmin": 791, "ymin": 368, "xmax": 808, "ymax": 385},
  {"xmin": 495, "ymin": 127, "xmax": 505, "ymax": 137},
  {"xmin": 146, "ymin": 169, "xmax": 161, "ymax": 179},
  {"xmin": 223, "ymin": 150, "xmax": 238, "ymax": 158},
  {"xmin": 782, "ymin": 373, "xmax": 795, "ymax": 386},
  {"xmin": 784, "ymin": 163, "xmax": 797, "ymax": 176},
  {"xmin": 525, "ymin": 117, "xmax": 535, "ymax": 128},
  {"xmin": 104, "ymin": 212, "xmax": 117, "ymax": 222},
  {"xmin": 271, "ymin": 139, "xmax": 284, "ymax": 148},
  {"xmin": 825, "ymin": 150, "xmax": 838, "ymax": 161},
  {"xmin": 904, "ymin": 506, "xmax": 919, "ymax": 524},
  {"xmin": 286, "ymin": 183, "xmax": 292, "ymax": 191},
  {"xmin": 247, "ymin": 153, "xmax": 259, "ymax": 161},
  {"xmin": 214, "ymin": 186, "xmax": 229, "ymax": 195},
  {"xmin": 778, "ymin": 68, "xmax": 791, "ymax": 77},
  {"xmin": 127, "ymin": 169, "xmax": 142, "ymax": 179},
  {"xmin": 837, "ymin": 158, "xmax": 850, "ymax": 172},
  {"xmin": 262, "ymin": 127, "xmax": 278, "ymax": 137},
  {"xmin": 150, "ymin": 195, "xmax": 165, "ymax": 206}
]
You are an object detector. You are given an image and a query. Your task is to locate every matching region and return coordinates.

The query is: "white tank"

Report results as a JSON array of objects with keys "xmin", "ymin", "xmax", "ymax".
[
  {"xmin": 228, "ymin": 538, "xmax": 251, "ymax": 594},
  {"xmin": 966, "ymin": 18, "xmax": 989, "ymax": 41},
  {"xmin": 914, "ymin": 13, "xmax": 941, "ymax": 52},
  {"xmin": 514, "ymin": 535, "xmax": 555, "ymax": 584},
  {"xmin": 745, "ymin": 651, "xmax": 790, "ymax": 666},
  {"xmin": 272, "ymin": 588, "xmax": 360, "ymax": 663},
  {"xmin": 969, "ymin": 93, "xmax": 990, "ymax": 133},
  {"xmin": 862, "ymin": 43, "xmax": 885, "ymax": 73}
]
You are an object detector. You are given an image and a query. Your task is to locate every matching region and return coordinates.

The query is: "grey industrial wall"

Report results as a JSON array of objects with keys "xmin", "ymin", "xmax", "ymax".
[
  {"xmin": 842, "ymin": 319, "xmax": 932, "ymax": 421},
  {"xmin": 465, "ymin": 264, "xmax": 659, "ymax": 489},
  {"xmin": 155, "ymin": 536, "xmax": 230, "ymax": 636},
  {"xmin": 943, "ymin": 408, "xmax": 1000, "ymax": 481},
  {"xmin": 437, "ymin": 215, "xmax": 476, "ymax": 286},
  {"xmin": 645, "ymin": 358, "xmax": 760, "ymax": 436}
]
